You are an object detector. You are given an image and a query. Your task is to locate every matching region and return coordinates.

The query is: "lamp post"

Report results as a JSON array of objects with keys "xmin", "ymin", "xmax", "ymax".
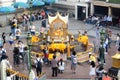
[
  {"xmin": 27, "ymin": 33, "xmax": 32, "ymax": 73},
  {"xmin": 99, "ymin": 28, "xmax": 106, "ymax": 65}
]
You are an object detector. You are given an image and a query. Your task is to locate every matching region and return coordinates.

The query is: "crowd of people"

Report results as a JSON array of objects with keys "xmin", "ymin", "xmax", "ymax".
[
  {"xmin": 0, "ymin": 9, "xmax": 120, "ymax": 80},
  {"xmin": 85, "ymin": 15, "xmax": 113, "ymax": 27}
]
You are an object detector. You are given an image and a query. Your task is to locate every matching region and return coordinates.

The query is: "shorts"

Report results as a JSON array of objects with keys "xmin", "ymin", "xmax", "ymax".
[
  {"xmin": 71, "ymin": 64, "xmax": 76, "ymax": 70},
  {"xmin": 9, "ymin": 41, "xmax": 14, "ymax": 45}
]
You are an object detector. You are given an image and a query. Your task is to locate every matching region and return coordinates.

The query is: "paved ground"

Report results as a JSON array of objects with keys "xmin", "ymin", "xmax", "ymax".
[{"xmin": 0, "ymin": 14, "xmax": 120, "ymax": 79}]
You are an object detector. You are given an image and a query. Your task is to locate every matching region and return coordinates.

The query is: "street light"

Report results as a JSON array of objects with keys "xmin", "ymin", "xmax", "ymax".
[
  {"xmin": 99, "ymin": 28, "xmax": 106, "ymax": 65},
  {"xmin": 27, "ymin": 33, "xmax": 32, "ymax": 73}
]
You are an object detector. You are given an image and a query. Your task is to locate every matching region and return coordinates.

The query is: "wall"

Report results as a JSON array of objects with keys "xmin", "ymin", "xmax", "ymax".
[{"xmin": 0, "ymin": 0, "xmax": 14, "ymax": 7}]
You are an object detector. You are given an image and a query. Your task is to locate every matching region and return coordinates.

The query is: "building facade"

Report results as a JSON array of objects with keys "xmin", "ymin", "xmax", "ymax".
[{"xmin": 55, "ymin": 0, "xmax": 120, "ymax": 26}]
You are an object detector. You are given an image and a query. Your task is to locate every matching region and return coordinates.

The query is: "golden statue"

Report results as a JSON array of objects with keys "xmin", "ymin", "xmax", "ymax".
[{"xmin": 54, "ymin": 27, "xmax": 63, "ymax": 38}]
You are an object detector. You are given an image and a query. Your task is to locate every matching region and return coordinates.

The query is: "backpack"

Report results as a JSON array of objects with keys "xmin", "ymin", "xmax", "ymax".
[
  {"xmin": 73, "ymin": 57, "xmax": 77, "ymax": 64},
  {"xmin": 36, "ymin": 59, "xmax": 42, "ymax": 69}
]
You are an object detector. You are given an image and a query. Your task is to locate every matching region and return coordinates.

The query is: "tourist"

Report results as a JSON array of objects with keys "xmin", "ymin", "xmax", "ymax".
[
  {"xmin": 102, "ymin": 72, "xmax": 111, "ymax": 80},
  {"xmin": 8, "ymin": 33, "xmax": 14, "ymax": 51},
  {"xmin": 12, "ymin": 17, "xmax": 18, "ymax": 27},
  {"xmin": 96, "ymin": 66, "xmax": 105, "ymax": 80},
  {"xmin": 41, "ymin": 10, "xmax": 45, "ymax": 19},
  {"xmin": 15, "ymin": 27, "xmax": 21, "ymax": 40},
  {"xmin": 89, "ymin": 53, "xmax": 96, "ymax": 63},
  {"xmin": 51, "ymin": 55, "xmax": 58, "ymax": 77},
  {"xmin": 0, "ymin": 38, "xmax": 3, "ymax": 47},
  {"xmin": 58, "ymin": 58, "xmax": 65, "ymax": 74},
  {"xmin": 11, "ymin": 22, "xmax": 16, "ymax": 36},
  {"xmin": 30, "ymin": 24, "xmax": 36, "ymax": 35},
  {"xmin": 116, "ymin": 33, "xmax": 120, "ymax": 47},
  {"xmin": 95, "ymin": 27, "xmax": 100, "ymax": 39},
  {"xmin": 71, "ymin": 50, "xmax": 77, "ymax": 74},
  {"xmin": 41, "ymin": 17, "xmax": 46, "ymax": 28},
  {"xmin": 89, "ymin": 61, "xmax": 96, "ymax": 80},
  {"xmin": 43, "ymin": 47, "xmax": 49, "ymax": 64},
  {"xmin": 104, "ymin": 38, "xmax": 109, "ymax": 54},
  {"xmin": 34, "ymin": 54, "xmax": 43, "ymax": 76},
  {"xmin": 2, "ymin": 32, "xmax": 6, "ymax": 46},
  {"xmin": 0, "ymin": 46, "xmax": 7, "ymax": 61},
  {"xmin": 1, "ymin": 55, "xmax": 12, "ymax": 68},
  {"xmin": 18, "ymin": 41, "xmax": 25, "ymax": 63},
  {"xmin": 13, "ymin": 47, "xmax": 20, "ymax": 67},
  {"xmin": 23, "ymin": 47, "xmax": 29, "ymax": 70}
]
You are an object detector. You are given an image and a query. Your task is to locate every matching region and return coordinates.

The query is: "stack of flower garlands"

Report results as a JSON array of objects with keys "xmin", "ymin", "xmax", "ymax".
[
  {"xmin": 78, "ymin": 35, "xmax": 89, "ymax": 46},
  {"xmin": 49, "ymin": 43, "xmax": 66, "ymax": 52},
  {"xmin": 31, "ymin": 36, "xmax": 40, "ymax": 43}
]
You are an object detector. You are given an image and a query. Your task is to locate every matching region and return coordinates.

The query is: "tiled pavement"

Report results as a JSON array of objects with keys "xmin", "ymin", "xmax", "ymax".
[{"xmin": 0, "ymin": 14, "xmax": 119, "ymax": 79}]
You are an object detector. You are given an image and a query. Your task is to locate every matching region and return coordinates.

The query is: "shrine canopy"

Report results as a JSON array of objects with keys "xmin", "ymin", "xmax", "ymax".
[{"xmin": 48, "ymin": 12, "xmax": 69, "ymax": 25}]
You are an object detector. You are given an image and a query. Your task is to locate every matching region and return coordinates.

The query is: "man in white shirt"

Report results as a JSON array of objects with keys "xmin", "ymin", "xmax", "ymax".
[
  {"xmin": 15, "ymin": 27, "xmax": 21, "ymax": 40},
  {"xmin": 30, "ymin": 25, "xmax": 36, "ymax": 35},
  {"xmin": 34, "ymin": 54, "xmax": 43, "ymax": 76}
]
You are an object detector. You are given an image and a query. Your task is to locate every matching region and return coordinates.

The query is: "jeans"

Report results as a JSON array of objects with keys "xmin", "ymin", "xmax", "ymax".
[
  {"xmin": 52, "ymin": 67, "xmax": 58, "ymax": 77},
  {"xmin": 11, "ymin": 28, "xmax": 15, "ymax": 36}
]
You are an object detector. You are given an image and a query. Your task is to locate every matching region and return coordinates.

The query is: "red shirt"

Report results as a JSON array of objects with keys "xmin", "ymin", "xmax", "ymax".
[{"xmin": 103, "ymin": 76, "xmax": 111, "ymax": 80}]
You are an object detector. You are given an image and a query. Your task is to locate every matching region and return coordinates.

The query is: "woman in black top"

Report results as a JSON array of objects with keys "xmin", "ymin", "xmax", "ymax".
[{"xmin": 2, "ymin": 32, "xmax": 6, "ymax": 46}]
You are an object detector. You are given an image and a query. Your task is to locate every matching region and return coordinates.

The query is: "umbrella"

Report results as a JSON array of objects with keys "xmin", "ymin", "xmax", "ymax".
[
  {"xmin": 0, "ymin": 6, "xmax": 16, "ymax": 13},
  {"xmin": 32, "ymin": 0, "xmax": 45, "ymax": 6},
  {"xmin": 43, "ymin": 0, "xmax": 56, "ymax": 4},
  {"xmin": 13, "ymin": 2, "xmax": 29, "ymax": 8},
  {"xmin": 0, "ymin": 6, "xmax": 16, "ymax": 25}
]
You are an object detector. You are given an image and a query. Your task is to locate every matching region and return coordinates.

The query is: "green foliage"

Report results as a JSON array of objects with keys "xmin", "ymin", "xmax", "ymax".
[{"xmin": 109, "ymin": 0, "xmax": 120, "ymax": 4}]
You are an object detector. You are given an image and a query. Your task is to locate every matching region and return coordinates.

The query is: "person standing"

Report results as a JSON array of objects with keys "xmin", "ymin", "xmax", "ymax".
[
  {"xmin": 0, "ymin": 46, "xmax": 7, "ymax": 61},
  {"xmin": 96, "ymin": 66, "xmax": 105, "ymax": 80},
  {"xmin": 89, "ymin": 61, "xmax": 96, "ymax": 80},
  {"xmin": 2, "ymin": 32, "xmax": 6, "ymax": 46},
  {"xmin": 96, "ymin": 27, "xmax": 100, "ymax": 39},
  {"xmin": 34, "ymin": 54, "xmax": 43, "ymax": 76},
  {"xmin": 13, "ymin": 47, "xmax": 20, "ymax": 67},
  {"xmin": 23, "ymin": 47, "xmax": 29, "ymax": 70},
  {"xmin": 8, "ymin": 33, "xmax": 14, "ymax": 51},
  {"xmin": 15, "ymin": 27, "xmax": 21, "ymax": 40},
  {"xmin": 116, "ymin": 33, "xmax": 120, "ymax": 47},
  {"xmin": 58, "ymin": 59, "xmax": 65, "ymax": 74},
  {"xmin": 18, "ymin": 41, "xmax": 25, "ymax": 63},
  {"xmin": 51, "ymin": 55, "xmax": 58, "ymax": 77},
  {"xmin": 104, "ymin": 38, "xmax": 109, "ymax": 54},
  {"xmin": 102, "ymin": 72, "xmax": 111, "ymax": 80},
  {"xmin": 41, "ymin": 17, "xmax": 46, "ymax": 28},
  {"xmin": 30, "ymin": 24, "xmax": 36, "ymax": 35},
  {"xmin": 71, "ymin": 50, "xmax": 77, "ymax": 74}
]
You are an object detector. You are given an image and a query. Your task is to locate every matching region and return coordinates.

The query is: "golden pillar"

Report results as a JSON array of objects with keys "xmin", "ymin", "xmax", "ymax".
[{"xmin": 67, "ymin": 43, "xmax": 71, "ymax": 58}]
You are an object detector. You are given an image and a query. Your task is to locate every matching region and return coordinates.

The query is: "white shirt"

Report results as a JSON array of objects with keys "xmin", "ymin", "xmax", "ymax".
[
  {"xmin": 58, "ymin": 62, "xmax": 65, "ymax": 71},
  {"xmin": 9, "ymin": 35, "xmax": 14, "ymax": 41},
  {"xmin": 116, "ymin": 36, "xmax": 120, "ymax": 41},
  {"xmin": 0, "ymin": 48, "xmax": 6, "ymax": 56},
  {"xmin": 30, "ymin": 25, "xmax": 35, "ymax": 32},
  {"xmin": 15, "ymin": 29, "xmax": 21, "ymax": 36},
  {"xmin": 18, "ymin": 44, "xmax": 24, "ymax": 53},
  {"xmin": 7, "ymin": 77, "xmax": 11, "ymax": 80},
  {"xmin": 34, "ymin": 58, "xmax": 43, "ymax": 67}
]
